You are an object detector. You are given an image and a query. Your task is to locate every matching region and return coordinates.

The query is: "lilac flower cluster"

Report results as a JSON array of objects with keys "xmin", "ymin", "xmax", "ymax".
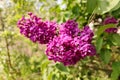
[
  {"xmin": 17, "ymin": 13, "xmax": 57, "ymax": 44},
  {"xmin": 46, "ymin": 20, "xmax": 96, "ymax": 66},
  {"xmin": 103, "ymin": 17, "xmax": 118, "ymax": 33},
  {"xmin": 18, "ymin": 13, "xmax": 96, "ymax": 66},
  {"xmin": 59, "ymin": 20, "xmax": 80, "ymax": 37}
]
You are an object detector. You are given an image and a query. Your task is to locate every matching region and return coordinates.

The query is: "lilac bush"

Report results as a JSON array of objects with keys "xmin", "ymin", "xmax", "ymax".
[{"xmin": 17, "ymin": 13, "xmax": 96, "ymax": 66}]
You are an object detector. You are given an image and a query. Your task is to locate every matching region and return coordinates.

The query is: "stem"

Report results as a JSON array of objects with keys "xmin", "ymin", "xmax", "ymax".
[
  {"xmin": 0, "ymin": 14, "xmax": 5, "ymax": 31},
  {"xmin": 5, "ymin": 37, "xmax": 13, "ymax": 69},
  {"xmin": 0, "ymin": 13, "xmax": 20, "ymax": 79},
  {"xmin": 87, "ymin": 6, "xmax": 98, "ymax": 24},
  {"xmin": 0, "ymin": 13, "xmax": 12, "ymax": 69},
  {"xmin": 88, "ymin": 13, "xmax": 95, "ymax": 24}
]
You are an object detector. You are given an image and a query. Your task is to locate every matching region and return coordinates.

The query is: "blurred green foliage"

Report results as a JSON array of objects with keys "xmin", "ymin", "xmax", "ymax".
[{"xmin": 0, "ymin": 0, "xmax": 120, "ymax": 80}]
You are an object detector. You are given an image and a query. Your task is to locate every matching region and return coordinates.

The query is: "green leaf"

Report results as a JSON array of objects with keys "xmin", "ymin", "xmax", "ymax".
[
  {"xmin": 112, "ymin": 62, "xmax": 120, "ymax": 73},
  {"xmin": 72, "ymin": 4, "xmax": 80, "ymax": 15},
  {"xmin": 96, "ymin": 37, "xmax": 103, "ymax": 53},
  {"xmin": 86, "ymin": 0, "xmax": 98, "ymax": 13},
  {"xmin": 100, "ymin": 49, "xmax": 111, "ymax": 64},
  {"xmin": 111, "ymin": 1, "xmax": 120, "ymax": 11},
  {"xmin": 96, "ymin": 24, "xmax": 116, "ymax": 37},
  {"xmin": 55, "ymin": 63, "xmax": 68, "ymax": 72},
  {"xmin": 112, "ymin": 34, "xmax": 120, "ymax": 46},
  {"xmin": 111, "ymin": 71, "xmax": 119, "ymax": 80},
  {"xmin": 41, "ymin": 60, "xmax": 50, "ymax": 73},
  {"xmin": 47, "ymin": 72, "xmax": 53, "ymax": 80},
  {"xmin": 112, "ymin": 7, "xmax": 120, "ymax": 18},
  {"xmin": 52, "ymin": 74, "xmax": 56, "ymax": 80},
  {"xmin": 94, "ymin": 0, "xmax": 120, "ymax": 14},
  {"xmin": 111, "ymin": 62, "xmax": 120, "ymax": 80}
]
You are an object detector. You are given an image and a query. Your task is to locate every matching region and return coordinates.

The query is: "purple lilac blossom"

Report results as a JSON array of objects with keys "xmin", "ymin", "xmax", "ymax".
[
  {"xmin": 18, "ymin": 14, "xmax": 96, "ymax": 66},
  {"xmin": 46, "ymin": 25, "xmax": 96, "ymax": 66},
  {"xmin": 17, "ymin": 13, "xmax": 57, "ymax": 44},
  {"xmin": 59, "ymin": 20, "xmax": 80, "ymax": 37},
  {"xmin": 103, "ymin": 17, "xmax": 118, "ymax": 33},
  {"xmin": 105, "ymin": 28, "xmax": 117, "ymax": 33},
  {"xmin": 46, "ymin": 34, "xmax": 82, "ymax": 66},
  {"xmin": 79, "ymin": 26, "xmax": 94, "ymax": 43}
]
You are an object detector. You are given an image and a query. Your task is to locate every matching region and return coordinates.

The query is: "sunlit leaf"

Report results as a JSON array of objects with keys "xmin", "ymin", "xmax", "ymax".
[
  {"xmin": 94, "ymin": 0, "xmax": 120, "ymax": 14},
  {"xmin": 41, "ymin": 60, "xmax": 50, "ymax": 72},
  {"xmin": 111, "ymin": 1, "xmax": 120, "ymax": 11}
]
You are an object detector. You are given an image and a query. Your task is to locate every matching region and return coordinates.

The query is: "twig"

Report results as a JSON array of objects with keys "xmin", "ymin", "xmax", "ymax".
[
  {"xmin": 0, "ymin": 13, "xmax": 13, "ymax": 69},
  {"xmin": 87, "ymin": 7, "xmax": 98, "ymax": 25},
  {"xmin": 0, "ymin": 13, "xmax": 20, "ymax": 79},
  {"xmin": 88, "ymin": 13, "xmax": 95, "ymax": 24},
  {"xmin": 5, "ymin": 37, "xmax": 13, "ymax": 69}
]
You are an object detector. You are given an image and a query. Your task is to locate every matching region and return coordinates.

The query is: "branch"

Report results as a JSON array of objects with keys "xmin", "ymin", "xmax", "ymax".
[
  {"xmin": 0, "ymin": 13, "xmax": 20, "ymax": 76},
  {"xmin": 5, "ymin": 37, "xmax": 12, "ymax": 69},
  {"xmin": 0, "ymin": 13, "xmax": 12, "ymax": 68}
]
